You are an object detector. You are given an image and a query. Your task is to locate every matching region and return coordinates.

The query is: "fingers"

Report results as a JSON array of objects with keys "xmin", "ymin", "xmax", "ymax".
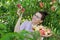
[
  {"xmin": 17, "ymin": 9, "xmax": 20, "ymax": 14},
  {"xmin": 17, "ymin": 9, "xmax": 22, "ymax": 17}
]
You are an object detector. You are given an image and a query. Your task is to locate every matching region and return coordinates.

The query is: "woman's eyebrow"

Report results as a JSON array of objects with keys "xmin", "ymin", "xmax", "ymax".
[{"xmin": 35, "ymin": 14, "xmax": 41, "ymax": 18}]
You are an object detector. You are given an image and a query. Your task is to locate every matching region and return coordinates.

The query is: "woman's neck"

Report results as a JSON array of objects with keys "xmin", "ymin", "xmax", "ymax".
[
  {"xmin": 31, "ymin": 21, "xmax": 42, "ymax": 26},
  {"xmin": 31, "ymin": 22, "xmax": 37, "ymax": 26}
]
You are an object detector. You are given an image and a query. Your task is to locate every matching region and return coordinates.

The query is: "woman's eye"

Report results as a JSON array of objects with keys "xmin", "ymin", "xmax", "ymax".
[
  {"xmin": 36, "ymin": 16, "xmax": 39, "ymax": 18},
  {"xmin": 34, "ymin": 15, "xmax": 40, "ymax": 19}
]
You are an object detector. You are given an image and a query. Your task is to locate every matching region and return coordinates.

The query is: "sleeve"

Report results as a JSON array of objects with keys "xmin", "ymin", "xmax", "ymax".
[{"xmin": 19, "ymin": 20, "xmax": 28, "ymax": 31}]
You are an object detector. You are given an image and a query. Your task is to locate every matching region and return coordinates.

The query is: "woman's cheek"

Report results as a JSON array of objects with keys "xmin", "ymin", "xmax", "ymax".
[{"xmin": 32, "ymin": 16, "xmax": 36, "ymax": 21}]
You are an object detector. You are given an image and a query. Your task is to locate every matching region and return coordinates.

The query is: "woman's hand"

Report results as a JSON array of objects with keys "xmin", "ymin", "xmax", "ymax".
[
  {"xmin": 17, "ymin": 8, "xmax": 25, "ymax": 17},
  {"xmin": 39, "ymin": 27, "xmax": 52, "ymax": 37},
  {"xmin": 17, "ymin": 9, "xmax": 21, "ymax": 17},
  {"xmin": 17, "ymin": 4, "xmax": 25, "ymax": 17}
]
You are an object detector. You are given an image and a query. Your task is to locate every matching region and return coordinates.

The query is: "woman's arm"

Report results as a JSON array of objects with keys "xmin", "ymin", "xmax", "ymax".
[
  {"xmin": 14, "ymin": 9, "xmax": 22, "ymax": 32},
  {"xmin": 14, "ymin": 18, "xmax": 27, "ymax": 32},
  {"xmin": 14, "ymin": 17, "xmax": 21, "ymax": 32}
]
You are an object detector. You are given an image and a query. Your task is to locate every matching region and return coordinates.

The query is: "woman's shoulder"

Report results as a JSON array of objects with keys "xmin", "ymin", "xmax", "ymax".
[{"xmin": 23, "ymin": 20, "xmax": 30, "ymax": 24}]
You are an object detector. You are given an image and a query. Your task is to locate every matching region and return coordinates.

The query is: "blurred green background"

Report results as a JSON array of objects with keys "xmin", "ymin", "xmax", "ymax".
[{"xmin": 0, "ymin": 0, "xmax": 60, "ymax": 40}]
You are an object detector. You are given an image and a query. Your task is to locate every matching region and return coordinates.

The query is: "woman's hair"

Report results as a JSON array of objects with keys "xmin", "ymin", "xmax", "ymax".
[{"xmin": 38, "ymin": 11, "xmax": 48, "ymax": 20}]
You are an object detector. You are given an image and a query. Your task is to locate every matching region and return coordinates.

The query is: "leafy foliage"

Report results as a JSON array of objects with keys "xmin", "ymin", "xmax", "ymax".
[
  {"xmin": 0, "ymin": 0, "xmax": 60, "ymax": 40},
  {"xmin": 0, "ymin": 30, "xmax": 40, "ymax": 40}
]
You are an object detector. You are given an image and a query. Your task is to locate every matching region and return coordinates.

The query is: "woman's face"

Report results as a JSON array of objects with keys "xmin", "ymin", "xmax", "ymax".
[{"xmin": 32, "ymin": 12, "xmax": 43, "ymax": 24}]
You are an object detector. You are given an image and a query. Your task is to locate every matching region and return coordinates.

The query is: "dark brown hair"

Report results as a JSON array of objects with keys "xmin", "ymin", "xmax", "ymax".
[{"xmin": 38, "ymin": 11, "xmax": 48, "ymax": 20}]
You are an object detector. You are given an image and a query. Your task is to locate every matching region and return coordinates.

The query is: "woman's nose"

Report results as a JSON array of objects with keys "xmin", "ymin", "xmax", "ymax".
[{"xmin": 34, "ymin": 16, "xmax": 37, "ymax": 19}]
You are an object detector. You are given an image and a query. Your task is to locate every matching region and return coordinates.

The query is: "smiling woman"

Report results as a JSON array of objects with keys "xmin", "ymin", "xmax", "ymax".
[
  {"xmin": 14, "ymin": 8, "xmax": 52, "ymax": 40},
  {"xmin": 14, "ymin": 9, "xmax": 48, "ymax": 32},
  {"xmin": 0, "ymin": 0, "xmax": 60, "ymax": 40}
]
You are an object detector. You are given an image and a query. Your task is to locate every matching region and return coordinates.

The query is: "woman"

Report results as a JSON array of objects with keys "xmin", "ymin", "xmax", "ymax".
[{"xmin": 14, "ymin": 9, "xmax": 52, "ymax": 38}]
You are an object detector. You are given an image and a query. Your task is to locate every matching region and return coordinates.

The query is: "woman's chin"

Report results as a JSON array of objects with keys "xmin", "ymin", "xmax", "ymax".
[{"xmin": 32, "ymin": 20, "xmax": 36, "ymax": 22}]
